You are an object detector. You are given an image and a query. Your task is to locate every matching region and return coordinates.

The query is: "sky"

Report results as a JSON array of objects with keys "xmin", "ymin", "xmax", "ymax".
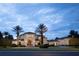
[{"xmin": 0, "ymin": 3, "xmax": 79, "ymax": 40}]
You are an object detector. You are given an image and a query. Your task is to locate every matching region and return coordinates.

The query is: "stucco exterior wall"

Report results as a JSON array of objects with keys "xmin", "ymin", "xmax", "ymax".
[
  {"xmin": 57, "ymin": 38, "xmax": 70, "ymax": 45},
  {"xmin": 12, "ymin": 32, "xmax": 48, "ymax": 47},
  {"xmin": 12, "ymin": 40, "xmax": 18, "ymax": 45},
  {"xmin": 48, "ymin": 41, "xmax": 58, "ymax": 46},
  {"xmin": 20, "ymin": 34, "xmax": 36, "ymax": 46}
]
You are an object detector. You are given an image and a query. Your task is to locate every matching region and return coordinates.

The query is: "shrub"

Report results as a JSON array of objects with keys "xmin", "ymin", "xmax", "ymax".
[
  {"xmin": 39, "ymin": 44, "xmax": 49, "ymax": 48},
  {"xmin": 11, "ymin": 44, "xmax": 17, "ymax": 47},
  {"xmin": 20, "ymin": 45, "xmax": 26, "ymax": 47},
  {"xmin": 3, "ymin": 45, "xmax": 7, "ymax": 48},
  {"xmin": 35, "ymin": 45, "xmax": 39, "ymax": 47},
  {"xmin": 49, "ymin": 44, "xmax": 54, "ymax": 47},
  {"xmin": 70, "ymin": 45, "xmax": 79, "ymax": 48}
]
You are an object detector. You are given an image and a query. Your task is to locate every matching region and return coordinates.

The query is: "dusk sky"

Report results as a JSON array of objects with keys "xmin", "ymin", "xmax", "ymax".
[{"xmin": 0, "ymin": 3, "xmax": 79, "ymax": 40}]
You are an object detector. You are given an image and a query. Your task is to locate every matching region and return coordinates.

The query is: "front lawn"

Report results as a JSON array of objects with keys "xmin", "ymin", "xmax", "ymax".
[{"xmin": 0, "ymin": 47, "xmax": 79, "ymax": 51}]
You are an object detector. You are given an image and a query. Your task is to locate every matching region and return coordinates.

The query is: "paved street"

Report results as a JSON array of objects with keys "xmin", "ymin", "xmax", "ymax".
[{"xmin": 0, "ymin": 51, "xmax": 79, "ymax": 56}]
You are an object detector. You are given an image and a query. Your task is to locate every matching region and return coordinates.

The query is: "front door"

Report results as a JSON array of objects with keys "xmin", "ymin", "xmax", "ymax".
[{"xmin": 27, "ymin": 39, "xmax": 32, "ymax": 47}]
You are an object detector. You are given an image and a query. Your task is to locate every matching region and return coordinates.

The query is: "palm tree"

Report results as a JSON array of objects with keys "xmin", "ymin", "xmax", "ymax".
[
  {"xmin": 35, "ymin": 24, "xmax": 48, "ymax": 45},
  {"xmin": 13, "ymin": 25, "xmax": 23, "ymax": 39},
  {"xmin": 12, "ymin": 25, "xmax": 23, "ymax": 45}
]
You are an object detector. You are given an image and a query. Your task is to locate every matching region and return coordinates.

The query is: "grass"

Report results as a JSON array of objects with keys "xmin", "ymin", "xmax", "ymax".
[{"xmin": 0, "ymin": 47, "xmax": 79, "ymax": 51}]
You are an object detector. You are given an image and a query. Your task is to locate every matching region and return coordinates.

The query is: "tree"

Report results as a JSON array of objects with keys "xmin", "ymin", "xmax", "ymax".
[
  {"xmin": 3, "ymin": 31, "xmax": 10, "ymax": 39},
  {"xmin": 0, "ymin": 31, "xmax": 3, "ymax": 46},
  {"xmin": 69, "ymin": 30, "xmax": 79, "ymax": 38},
  {"xmin": 69, "ymin": 30, "xmax": 79, "ymax": 47},
  {"xmin": 0, "ymin": 31, "xmax": 3, "ymax": 39},
  {"xmin": 13, "ymin": 25, "xmax": 23, "ymax": 39},
  {"xmin": 8, "ymin": 35, "xmax": 13, "ymax": 40},
  {"xmin": 70, "ymin": 30, "xmax": 75, "ymax": 36},
  {"xmin": 69, "ymin": 37, "xmax": 79, "ymax": 46},
  {"xmin": 2, "ymin": 32, "xmax": 14, "ymax": 47},
  {"xmin": 35, "ymin": 24, "xmax": 47, "ymax": 45},
  {"xmin": 12, "ymin": 25, "xmax": 23, "ymax": 45},
  {"xmin": 7, "ymin": 35, "xmax": 14, "ymax": 46}
]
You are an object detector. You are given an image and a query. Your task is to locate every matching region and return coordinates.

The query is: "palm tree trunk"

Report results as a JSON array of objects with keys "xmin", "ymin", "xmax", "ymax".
[
  {"xmin": 41, "ymin": 32, "xmax": 43, "ymax": 45},
  {"xmin": 17, "ymin": 32, "xmax": 19, "ymax": 46}
]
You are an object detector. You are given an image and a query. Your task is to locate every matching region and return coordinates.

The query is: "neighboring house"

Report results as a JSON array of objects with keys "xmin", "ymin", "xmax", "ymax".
[
  {"xmin": 48, "ymin": 40, "xmax": 58, "ymax": 46},
  {"xmin": 48, "ymin": 37, "xmax": 71, "ymax": 46},
  {"xmin": 56, "ymin": 37, "xmax": 71, "ymax": 46},
  {"xmin": 12, "ymin": 32, "xmax": 48, "ymax": 47},
  {"xmin": 48, "ymin": 37, "xmax": 79, "ymax": 46},
  {"xmin": 49, "ymin": 36, "xmax": 79, "ymax": 46},
  {"xmin": 69, "ymin": 37, "xmax": 79, "ymax": 45}
]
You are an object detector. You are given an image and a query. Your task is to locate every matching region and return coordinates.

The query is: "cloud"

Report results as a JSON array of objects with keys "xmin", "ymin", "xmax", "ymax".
[
  {"xmin": 35, "ymin": 8, "xmax": 56, "ymax": 15},
  {"xmin": 0, "ymin": 3, "xmax": 78, "ymax": 39},
  {"xmin": 0, "ymin": 4, "xmax": 16, "ymax": 15},
  {"xmin": 36, "ymin": 7, "xmax": 79, "ymax": 39}
]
